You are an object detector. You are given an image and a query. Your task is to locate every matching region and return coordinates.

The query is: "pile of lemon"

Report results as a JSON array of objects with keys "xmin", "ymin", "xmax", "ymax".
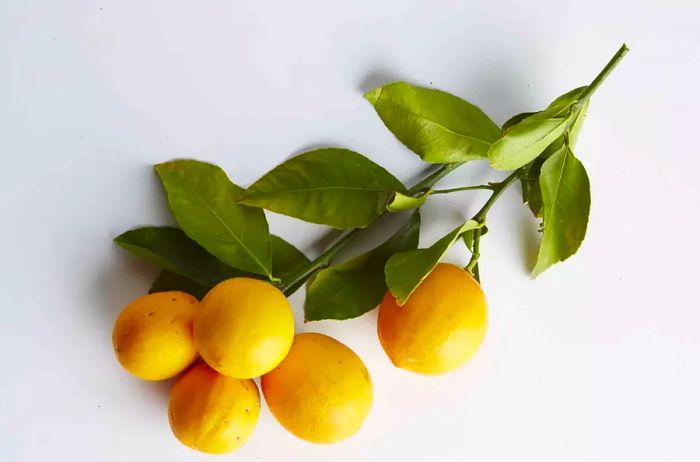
[{"xmin": 112, "ymin": 263, "xmax": 486, "ymax": 454}]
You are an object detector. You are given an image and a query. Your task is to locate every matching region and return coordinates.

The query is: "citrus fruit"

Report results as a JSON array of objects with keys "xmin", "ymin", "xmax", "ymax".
[
  {"xmin": 194, "ymin": 277, "xmax": 294, "ymax": 379},
  {"xmin": 168, "ymin": 362, "xmax": 260, "ymax": 454},
  {"xmin": 261, "ymin": 332, "xmax": 373, "ymax": 444},
  {"xmin": 112, "ymin": 291, "xmax": 198, "ymax": 381},
  {"xmin": 377, "ymin": 262, "xmax": 487, "ymax": 375}
]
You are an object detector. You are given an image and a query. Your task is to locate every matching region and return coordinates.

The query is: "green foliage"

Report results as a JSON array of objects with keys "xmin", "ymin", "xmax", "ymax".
[
  {"xmin": 149, "ymin": 271, "xmax": 210, "ymax": 300},
  {"xmin": 489, "ymin": 87, "xmax": 588, "ymax": 171},
  {"xmin": 386, "ymin": 190, "xmax": 431, "ymax": 212},
  {"xmin": 532, "ymin": 145, "xmax": 591, "ymax": 277},
  {"xmin": 462, "ymin": 225, "xmax": 488, "ymax": 252},
  {"xmin": 155, "ymin": 159, "xmax": 274, "ymax": 278},
  {"xmin": 114, "ymin": 226, "xmax": 248, "ymax": 286},
  {"xmin": 239, "ymin": 148, "xmax": 406, "ymax": 229},
  {"xmin": 269, "ymin": 236, "xmax": 311, "ymax": 282},
  {"xmin": 305, "ymin": 212, "xmax": 420, "ymax": 321},
  {"xmin": 489, "ymin": 117, "xmax": 570, "ymax": 171},
  {"xmin": 569, "ymin": 99, "xmax": 589, "ymax": 147},
  {"xmin": 365, "ymin": 82, "xmax": 500, "ymax": 163},
  {"xmin": 114, "ymin": 45, "xmax": 627, "ymax": 317},
  {"xmin": 115, "ymin": 225, "xmax": 310, "ymax": 295},
  {"xmin": 533, "ymin": 86, "xmax": 587, "ymax": 119},
  {"xmin": 385, "ymin": 220, "xmax": 481, "ymax": 304},
  {"xmin": 502, "ymin": 112, "xmax": 537, "ymax": 132}
]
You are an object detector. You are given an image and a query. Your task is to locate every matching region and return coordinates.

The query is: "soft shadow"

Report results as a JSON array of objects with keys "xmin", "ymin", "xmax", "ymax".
[
  {"xmin": 403, "ymin": 164, "xmax": 441, "ymax": 189},
  {"xmin": 360, "ymin": 43, "xmax": 542, "ymax": 126},
  {"xmin": 148, "ymin": 172, "xmax": 176, "ymax": 227},
  {"xmin": 94, "ymin": 249, "xmax": 194, "ymax": 409},
  {"xmin": 358, "ymin": 69, "xmax": 403, "ymax": 94},
  {"xmin": 304, "ymin": 228, "xmax": 346, "ymax": 257},
  {"xmin": 403, "ymin": 159, "xmax": 494, "ymax": 194},
  {"xmin": 281, "ymin": 142, "xmax": 346, "ymax": 163},
  {"xmin": 350, "ymin": 305, "xmax": 380, "ymax": 333},
  {"xmin": 465, "ymin": 71, "xmax": 533, "ymax": 125},
  {"xmin": 304, "ymin": 212, "xmax": 413, "ymax": 265},
  {"xmin": 345, "ymin": 212, "xmax": 408, "ymax": 255},
  {"xmin": 518, "ymin": 215, "xmax": 541, "ymax": 273},
  {"xmin": 143, "ymin": 376, "xmax": 175, "ymax": 409},
  {"xmin": 94, "ymin": 247, "xmax": 158, "ymax": 331}
]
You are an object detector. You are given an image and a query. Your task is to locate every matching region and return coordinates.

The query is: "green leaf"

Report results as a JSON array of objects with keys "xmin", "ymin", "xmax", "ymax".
[
  {"xmin": 532, "ymin": 86, "xmax": 587, "ymax": 120},
  {"xmin": 155, "ymin": 159, "xmax": 273, "ymax": 278},
  {"xmin": 305, "ymin": 212, "xmax": 421, "ymax": 321},
  {"xmin": 522, "ymin": 134, "xmax": 568, "ymax": 217},
  {"xmin": 386, "ymin": 190, "xmax": 431, "ymax": 212},
  {"xmin": 239, "ymin": 148, "xmax": 405, "ymax": 229},
  {"xmin": 488, "ymin": 117, "xmax": 570, "ymax": 171},
  {"xmin": 525, "ymin": 179, "xmax": 544, "ymax": 217},
  {"xmin": 385, "ymin": 220, "xmax": 481, "ymax": 304},
  {"xmin": 532, "ymin": 145, "xmax": 591, "ymax": 277},
  {"xmin": 114, "ymin": 226, "xmax": 247, "ymax": 287},
  {"xmin": 149, "ymin": 271, "xmax": 210, "ymax": 300},
  {"xmin": 270, "ymin": 235, "xmax": 311, "ymax": 282},
  {"xmin": 520, "ymin": 93, "xmax": 588, "ymax": 218},
  {"xmin": 462, "ymin": 225, "xmax": 488, "ymax": 252},
  {"xmin": 502, "ymin": 112, "xmax": 537, "ymax": 132},
  {"xmin": 491, "ymin": 86, "xmax": 588, "ymax": 171},
  {"xmin": 115, "ymin": 226, "xmax": 308, "ymax": 288},
  {"xmin": 365, "ymin": 82, "xmax": 500, "ymax": 163},
  {"xmin": 568, "ymin": 99, "xmax": 589, "ymax": 147}
]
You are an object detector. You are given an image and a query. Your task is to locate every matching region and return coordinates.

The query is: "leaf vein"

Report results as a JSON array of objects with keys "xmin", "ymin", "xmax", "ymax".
[{"xmin": 172, "ymin": 175, "xmax": 270, "ymax": 275}]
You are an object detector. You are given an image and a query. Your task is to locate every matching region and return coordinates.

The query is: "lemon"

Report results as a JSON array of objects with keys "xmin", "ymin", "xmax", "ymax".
[
  {"xmin": 261, "ymin": 333, "xmax": 373, "ymax": 444},
  {"xmin": 112, "ymin": 291, "xmax": 198, "ymax": 381},
  {"xmin": 377, "ymin": 263, "xmax": 487, "ymax": 375},
  {"xmin": 194, "ymin": 277, "xmax": 294, "ymax": 379},
  {"xmin": 168, "ymin": 362, "xmax": 260, "ymax": 454}
]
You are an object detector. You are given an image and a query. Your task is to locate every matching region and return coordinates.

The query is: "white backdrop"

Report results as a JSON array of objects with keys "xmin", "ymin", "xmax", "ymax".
[{"xmin": 2, "ymin": 1, "xmax": 699, "ymax": 461}]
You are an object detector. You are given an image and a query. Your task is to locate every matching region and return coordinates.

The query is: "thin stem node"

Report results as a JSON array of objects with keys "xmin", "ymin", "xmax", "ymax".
[{"xmin": 460, "ymin": 169, "xmax": 523, "ymax": 281}]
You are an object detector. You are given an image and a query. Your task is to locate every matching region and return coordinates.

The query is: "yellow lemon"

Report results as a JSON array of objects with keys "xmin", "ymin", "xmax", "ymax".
[
  {"xmin": 261, "ymin": 333, "xmax": 373, "ymax": 444},
  {"xmin": 194, "ymin": 277, "xmax": 294, "ymax": 379},
  {"xmin": 378, "ymin": 263, "xmax": 487, "ymax": 375},
  {"xmin": 112, "ymin": 291, "xmax": 198, "ymax": 381},
  {"xmin": 168, "ymin": 362, "xmax": 260, "ymax": 454}
]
